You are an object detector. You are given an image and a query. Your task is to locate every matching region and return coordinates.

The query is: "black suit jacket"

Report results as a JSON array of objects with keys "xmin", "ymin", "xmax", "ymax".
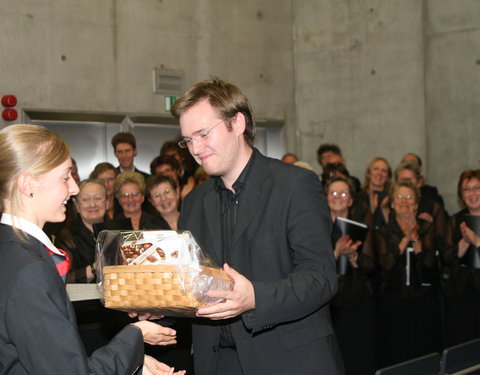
[
  {"xmin": 180, "ymin": 149, "xmax": 344, "ymax": 375},
  {"xmin": 0, "ymin": 224, "xmax": 144, "ymax": 374}
]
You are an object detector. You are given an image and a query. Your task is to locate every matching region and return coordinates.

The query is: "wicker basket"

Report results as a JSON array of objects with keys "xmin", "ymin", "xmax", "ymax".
[{"xmin": 102, "ymin": 264, "xmax": 231, "ymax": 317}]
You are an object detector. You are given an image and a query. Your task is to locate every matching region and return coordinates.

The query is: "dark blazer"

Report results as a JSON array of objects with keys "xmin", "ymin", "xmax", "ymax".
[
  {"xmin": 180, "ymin": 149, "xmax": 344, "ymax": 375},
  {"xmin": 0, "ymin": 224, "xmax": 144, "ymax": 374}
]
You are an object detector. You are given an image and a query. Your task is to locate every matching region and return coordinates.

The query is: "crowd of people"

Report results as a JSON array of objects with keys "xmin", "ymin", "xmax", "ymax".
[
  {"xmin": 283, "ymin": 145, "xmax": 480, "ymax": 374},
  {"xmin": 2, "ymin": 77, "xmax": 479, "ymax": 375}
]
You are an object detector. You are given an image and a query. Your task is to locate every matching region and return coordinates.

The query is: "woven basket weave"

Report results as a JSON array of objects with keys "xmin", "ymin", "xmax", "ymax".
[{"xmin": 102, "ymin": 264, "xmax": 230, "ymax": 316}]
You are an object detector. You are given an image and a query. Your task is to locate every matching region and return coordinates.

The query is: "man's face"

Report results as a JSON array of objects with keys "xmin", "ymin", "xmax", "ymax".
[
  {"xmin": 397, "ymin": 169, "xmax": 420, "ymax": 187},
  {"xmin": 114, "ymin": 142, "xmax": 137, "ymax": 170},
  {"xmin": 327, "ymin": 154, "xmax": 345, "ymax": 165},
  {"xmin": 319, "ymin": 151, "xmax": 334, "ymax": 168},
  {"xmin": 179, "ymin": 99, "xmax": 243, "ymax": 179},
  {"xmin": 163, "ymin": 149, "xmax": 184, "ymax": 170},
  {"xmin": 154, "ymin": 163, "xmax": 179, "ymax": 181}
]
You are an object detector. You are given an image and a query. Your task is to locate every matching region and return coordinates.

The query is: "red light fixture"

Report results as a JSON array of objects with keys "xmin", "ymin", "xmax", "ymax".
[
  {"xmin": 1, "ymin": 95, "xmax": 17, "ymax": 107},
  {"xmin": 2, "ymin": 109, "xmax": 18, "ymax": 121},
  {"xmin": 1, "ymin": 94, "xmax": 18, "ymax": 122}
]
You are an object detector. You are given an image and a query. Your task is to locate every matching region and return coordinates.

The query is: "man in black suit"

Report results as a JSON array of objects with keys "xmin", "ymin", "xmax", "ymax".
[
  {"xmin": 171, "ymin": 78, "xmax": 344, "ymax": 375},
  {"xmin": 111, "ymin": 132, "xmax": 149, "ymax": 178}
]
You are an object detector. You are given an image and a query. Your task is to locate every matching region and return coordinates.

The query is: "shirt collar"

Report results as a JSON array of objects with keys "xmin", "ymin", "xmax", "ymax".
[
  {"xmin": 215, "ymin": 148, "xmax": 257, "ymax": 194},
  {"xmin": 119, "ymin": 166, "xmax": 135, "ymax": 173},
  {"xmin": 1, "ymin": 214, "xmax": 64, "ymax": 256}
]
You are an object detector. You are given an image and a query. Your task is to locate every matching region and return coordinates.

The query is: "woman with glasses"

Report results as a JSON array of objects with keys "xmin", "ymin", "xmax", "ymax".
[
  {"xmin": 89, "ymin": 162, "xmax": 120, "ymax": 220},
  {"xmin": 325, "ymin": 177, "xmax": 376, "ymax": 375},
  {"xmin": 146, "ymin": 175, "xmax": 180, "ymax": 230},
  {"xmin": 115, "ymin": 172, "xmax": 169, "ymax": 231},
  {"xmin": 376, "ymin": 179, "xmax": 441, "ymax": 368},
  {"xmin": 443, "ymin": 169, "xmax": 480, "ymax": 347},
  {"xmin": 55, "ymin": 179, "xmax": 108, "ymax": 283}
]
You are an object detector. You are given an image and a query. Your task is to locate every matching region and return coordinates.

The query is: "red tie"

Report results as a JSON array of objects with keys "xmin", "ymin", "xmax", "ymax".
[{"xmin": 44, "ymin": 246, "xmax": 71, "ymax": 282}]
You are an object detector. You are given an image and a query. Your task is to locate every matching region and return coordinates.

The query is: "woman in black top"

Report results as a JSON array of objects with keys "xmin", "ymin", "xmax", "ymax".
[
  {"xmin": 443, "ymin": 169, "xmax": 480, "ymax": 347},
  {"xmin": 376, "ymin": 179, "xmax": 441, "ymax": 367},
  {"xmin": 357, "ymin": 157, "xmax": 392, "ymax": 229},
  {"xmin": 326, "ymin": 177, "xmax": 376, "ymax": 375}
]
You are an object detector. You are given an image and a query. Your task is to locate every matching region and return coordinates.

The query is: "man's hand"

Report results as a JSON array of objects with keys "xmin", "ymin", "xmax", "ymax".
[{"xmin": 196, "ymin": 263, "xmax": 255, "ymax": 320}]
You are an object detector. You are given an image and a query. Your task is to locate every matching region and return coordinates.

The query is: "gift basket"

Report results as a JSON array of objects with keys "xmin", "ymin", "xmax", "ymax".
[{"xmin": 95, "ymin": 230, "xmax": 233, "ymax": 317}]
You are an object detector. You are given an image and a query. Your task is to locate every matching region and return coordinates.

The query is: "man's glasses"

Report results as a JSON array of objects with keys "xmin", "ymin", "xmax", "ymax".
[{"xmin": 178, "ymin": 119, "xmax": 225, "ymax": 149}]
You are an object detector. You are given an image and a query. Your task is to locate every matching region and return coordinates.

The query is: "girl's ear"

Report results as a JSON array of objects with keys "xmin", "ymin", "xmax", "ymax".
[{"xmin": 17, "ymin": 172, "xmax": 34, "ymax": 198}]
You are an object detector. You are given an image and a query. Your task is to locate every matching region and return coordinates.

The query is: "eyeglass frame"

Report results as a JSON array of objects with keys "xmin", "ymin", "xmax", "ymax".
[
  {"xmin": 328, "ymin": 191, "xmax": 349, "ymax": 198},
  {"xmin": 151, "ymin": 188, "xmax": 175, "ymax": 199},
  {"xmin": 178, "ymin": 119, "xmax": 225, "ymax": 149},
  {"xmin": 76, "ymin": 195, "xmax": 106, "ymax": 206},
  {"xmin": 462, "ymin": 185, "xmax": 480, "ymax": 194},
  {"xmin": 395, "ymin": 193, "xmax": 414, "ymax": 200},
  {"xmin": 118, "ymin": 191, "xmax": 143, "ymax": 200}
]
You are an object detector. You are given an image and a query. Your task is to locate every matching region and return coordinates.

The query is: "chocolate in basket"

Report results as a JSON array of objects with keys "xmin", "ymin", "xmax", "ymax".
[{"xmin": 95, "ymin": 230, "xmax": 233, "ymax": 317}]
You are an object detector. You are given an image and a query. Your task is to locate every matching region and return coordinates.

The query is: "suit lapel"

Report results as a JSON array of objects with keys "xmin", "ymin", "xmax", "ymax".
[{"xmin": 231, "ymin": 152, "xmax": 271, "ymax": 250}]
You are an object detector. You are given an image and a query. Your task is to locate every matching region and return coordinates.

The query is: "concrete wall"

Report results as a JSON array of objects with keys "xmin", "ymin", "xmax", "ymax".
[
  {"xmin": 1, "ymin": 0, "xmax": 479, "ymax": 213},
  {"xmin": 0, "ymin": 0, "xmax": 293, "ymax": 120},
  {"xmin": 293, "ymin": 0, "xmax": 426, "ymax": 184},
  {"xmin": 293, "ymin": 0, "xmax": 480, "ymax": 214},
  {"xmin": 425, "ymin": 0, "xmax": 480, "ymax": 213}
]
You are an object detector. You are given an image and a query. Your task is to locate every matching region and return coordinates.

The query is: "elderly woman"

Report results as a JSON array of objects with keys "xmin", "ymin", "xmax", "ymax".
[
  {"xmin": 146, "ymin": 175, "xmax": 180, "ymax": 230},
  {"xmin": 357, "ymin": 157, "xmax": 392, "ymax": 228},
  {"xmin": 115, "ymin": 172, "xmax": 168, "ymax": 230},
  {"xmin": 325, "ymin": 177, "xmax": 376, "ymax": 375},
  {"xmin": 443, "ymin": 169, "xmax": 480, "ymax": 347},
  {"xmin": 376, "ymin": 179, "xmax": 441, "ymax": 367},
  {"xmin": 55, "ymin": 179, "xmax": 107, "ymax": 283},
  {"xmin": 394, "ymin": 161, "xmax": 447, "ymax": 289},
  {"xmin": 89, "ymin": 162, "xmax": 120, "ymax": 219}
]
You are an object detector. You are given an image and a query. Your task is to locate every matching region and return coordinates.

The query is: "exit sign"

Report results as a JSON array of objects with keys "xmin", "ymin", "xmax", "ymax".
[{"xmin": 164, "ymin": 96, "xmax": 176, "ymax": 112}]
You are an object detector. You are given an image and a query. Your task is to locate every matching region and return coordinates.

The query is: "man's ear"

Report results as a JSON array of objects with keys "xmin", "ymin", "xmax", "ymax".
[
  {"xmin": 231, "ymin": 112, "xmax": 246, "ymax": 136},
  {"xmin": 17, "ymin": 172, "xmax": 34, "ymax": 198}
]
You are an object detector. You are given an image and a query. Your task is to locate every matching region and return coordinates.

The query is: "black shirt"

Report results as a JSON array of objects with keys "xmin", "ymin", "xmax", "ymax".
[{"xmin": 214, "ymin": 150, "xmax": 255, "ymax": 347}]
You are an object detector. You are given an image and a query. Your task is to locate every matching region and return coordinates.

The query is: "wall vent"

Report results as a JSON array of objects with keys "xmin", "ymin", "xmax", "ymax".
[{"xmin": 153, "ymin": 68, "xmax": 184, "ymax": 94}]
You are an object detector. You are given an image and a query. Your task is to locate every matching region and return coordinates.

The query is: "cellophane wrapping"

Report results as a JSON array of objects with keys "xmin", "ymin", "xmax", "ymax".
[{"xmin": 95, "ymin": 230, "xmax": 233, "ymax": 317}]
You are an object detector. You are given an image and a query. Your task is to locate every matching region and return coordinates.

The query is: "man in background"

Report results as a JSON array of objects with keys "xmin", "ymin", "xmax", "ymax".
[{"xmin": 111, "ymin": 132, "xmax": 149, "ymax": 178}]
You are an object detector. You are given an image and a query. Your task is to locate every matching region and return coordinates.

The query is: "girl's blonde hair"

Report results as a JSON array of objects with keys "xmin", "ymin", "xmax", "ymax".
[{"xmin": 0, "ymin": 124, "xmax": 70, "ymax": 217}]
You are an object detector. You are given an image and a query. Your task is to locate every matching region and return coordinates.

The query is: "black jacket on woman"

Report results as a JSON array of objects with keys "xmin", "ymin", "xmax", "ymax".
[{"xmin": 0, "ymin": 223, "xmax": 144, "ymax": 374}]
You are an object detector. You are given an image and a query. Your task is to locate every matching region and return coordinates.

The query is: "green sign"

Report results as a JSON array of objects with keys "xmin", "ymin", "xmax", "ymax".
[{"xmin": 164, "ymin": 96, "xmax": 176, "ymax": 112}]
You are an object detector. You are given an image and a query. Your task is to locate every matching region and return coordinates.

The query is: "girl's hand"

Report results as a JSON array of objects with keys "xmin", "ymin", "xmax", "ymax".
[
  {"xmin": 142, "ymin": 355, "xmax": 186, "ymax": 375},
  {"xmin": 133, "ymin": 320, "xmax": 177, "ymax": 346}
]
